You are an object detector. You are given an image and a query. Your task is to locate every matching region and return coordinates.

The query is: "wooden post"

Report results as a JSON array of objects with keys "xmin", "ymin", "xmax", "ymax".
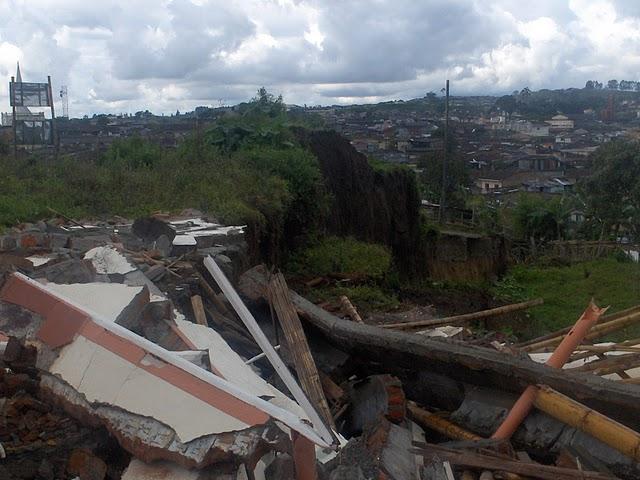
[
  {"xmin": 269, "ymin": 272, "xmax": 336, "ymax": 429},
  {"xmin": 492, "ymin": 301, "xmax": 607, "ymax": 440},
  {"xmin": 383, "ymin": 298, "xmax": 544, "ymax": 330},
  {"xmin": 534, "ymin": 385, "xmax": 640, "ymax": 461}
]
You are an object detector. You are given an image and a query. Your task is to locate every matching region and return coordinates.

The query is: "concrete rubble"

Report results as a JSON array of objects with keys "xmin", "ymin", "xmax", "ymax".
[{"xmin": 1, "ymin": 212, "xmax": 640, "ymax": 479}]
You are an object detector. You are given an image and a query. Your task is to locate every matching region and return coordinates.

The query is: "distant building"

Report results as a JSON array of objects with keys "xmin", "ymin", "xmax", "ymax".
[
  {"xmin": 476, "ymin": 177, "xmax": 503, "ymax": 194},
  {"xmin": 546, "ymin": 114, "xmax": 574, "ymax": 130}
]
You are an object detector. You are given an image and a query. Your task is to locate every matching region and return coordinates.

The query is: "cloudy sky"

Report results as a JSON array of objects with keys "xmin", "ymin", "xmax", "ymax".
[{"xmin": 2, "ymin": 0, "xmax": 640, "ymax": 116}]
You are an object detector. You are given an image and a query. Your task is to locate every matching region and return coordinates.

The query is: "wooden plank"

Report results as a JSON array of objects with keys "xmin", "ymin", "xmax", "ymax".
[
  {"xmin": 269, "ymin": 273, "xmax": 336, "ymax": 429},
  {"xmin": 383, "ymin": 298, "xmax": 544, "ymax": 330},
  {"xmin": 413, "ymin": 443, "xmax": 617, "ymax": 480},
  {"xmin": 190, "ymin": 295, "xmax": 208, "ymax": 326},
  {"xmin": 204, "ymin": 256, "xmax": 336, "ymax": 447}
]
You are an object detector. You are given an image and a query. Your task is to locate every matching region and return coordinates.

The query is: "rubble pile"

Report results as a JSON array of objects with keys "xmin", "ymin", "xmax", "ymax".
[{"xmin": 1, "ymin": 211, "xmax": 640, "ymax": 479}]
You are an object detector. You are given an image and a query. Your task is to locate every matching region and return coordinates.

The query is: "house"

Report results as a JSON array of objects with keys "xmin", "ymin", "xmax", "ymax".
[
  {"xmin": 517, "ymin": 154, "xmax": 561, "ymax": 172},
  {"xmin": 555, "ymin": 134, "xmax": 572, "ymax": 145},
  {"xmin": 476, "ymin": 177, "xmax": 503, "ymax": 194},
  {"xmin": 512, "ymin": 121, "xmax": 550, "ymax": 137},
  {"xmin": 546, "ymin": 114, "xmax": 575, "ymax": 130}
]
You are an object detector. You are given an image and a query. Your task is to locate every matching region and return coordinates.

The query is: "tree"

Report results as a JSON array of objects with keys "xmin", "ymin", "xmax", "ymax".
[
  {"xmin": 581, "ymin": 141, "xmax": 640, "ymax": 242},
  {"xmin": 585, "ymin": 80, "xmax": 595, "ymax": 90},
  {"xmin": 495, "ymin": 95, "xmax": 517, "ymax": 117},
  {"xmin": 519, "ymin": 87, "xmax": 532, "ymax": 100},
  {"xmin": 607, "ymin": 79, "xmax": 619, "ymax": 90},
  {"xmin": 512, "ymin": 194, "xmax": 568, "ymax": 244},
  {"xmin": 595, "ymin": 81, "xmax": 603, "ymax": 90}
]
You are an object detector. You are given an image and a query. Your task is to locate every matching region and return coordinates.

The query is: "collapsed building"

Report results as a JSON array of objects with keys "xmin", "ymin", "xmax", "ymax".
[{"xmin": 1, "ymin": 212, "xmax": 640, "ymax": 479}]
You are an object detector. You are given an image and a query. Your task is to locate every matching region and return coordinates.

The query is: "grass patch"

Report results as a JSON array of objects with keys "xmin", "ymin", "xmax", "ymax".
[
  {"xmin": 287, "ymin": 236, "xmax": 392, "ymax": 278},
  {"xmin": 287, "ymin": 236, "xmax": 398, "ymax": 314},
  {"xmin": 498, "ymin": 257, "xmax": 640, "ymax": 340},
  {"xmin": 305, "ymin": 284, "xmax": 401, "ymax": 314}
]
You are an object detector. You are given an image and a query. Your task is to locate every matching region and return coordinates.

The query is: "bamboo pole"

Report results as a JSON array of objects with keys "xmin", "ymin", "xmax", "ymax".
[
  {"xmin": 566, "ymin": 338, "xmax": 640, "ymax": 364},
  {"xmin": 533, "ymin": 385, "xmax": 640, "ymax": 461},
  {"xmin": 517, "ymin": 305, "xmax": 640, "ymax": 349},
  {"xmin": 522, "ymin": 309, "xmax": 640, "ymax": 353},
  {"xmin": 383, "ymin": 298, "xmax": 544, "ymax": 330},
  {"xmin": 407, "ymin": 401, "xmax": 481, "ymax": 441},
  {"xmin": 492, "ymin": 301, "xmax": 607, "ymax": 440},
  {"xmin": 572, "ymin": 353, "xmax": 640, "ymax": 376}
]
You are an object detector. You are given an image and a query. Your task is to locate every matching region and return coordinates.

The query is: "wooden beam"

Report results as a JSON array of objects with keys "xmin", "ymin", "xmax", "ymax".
[
  {"xmin": 383, "ymin": 298, "xmax": 544, "ymax": 330},
  {"xmin": 238, "ymin": 266, "xmax": 640, "ymax": 429},
  {"xmin": 204, "ymin": 257, "xmax": 336, "ymax": 447},
  {"xmin": 268, "ymin": 272, "xmax": 336, "ymax": 429},
  {"xmin": 190, "ymin": 295, "xmax": 208, "ymax": 326},
  {"xmin": 413, "ymin": 443, "xmax": 617, "ymax": 480}
]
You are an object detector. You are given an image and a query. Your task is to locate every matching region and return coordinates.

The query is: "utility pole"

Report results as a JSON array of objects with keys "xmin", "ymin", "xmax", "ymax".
[
  {"xmin": 11, "ymin": 76, "xmax": 17, "ymax": 161},
  {"xmin": 438, "ymin": 79, "xmax": 450, "ymax": 224}
]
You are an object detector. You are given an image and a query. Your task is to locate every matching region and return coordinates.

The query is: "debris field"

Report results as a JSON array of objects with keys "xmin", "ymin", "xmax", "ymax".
[{"xmin": 1, "ymin": 211, "xmax": 640, "ymax": 479}]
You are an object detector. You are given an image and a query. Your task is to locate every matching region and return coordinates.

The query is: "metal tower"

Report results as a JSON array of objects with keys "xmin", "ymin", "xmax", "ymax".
[{"xmin": 59, "ymin": 85, "xmax": 69, "ymax": 118}]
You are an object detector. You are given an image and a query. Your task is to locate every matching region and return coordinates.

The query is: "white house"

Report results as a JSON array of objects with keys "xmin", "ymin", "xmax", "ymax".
[{"xmin": 546, "ymin": 114, "xmax": 574, "ymax": 130}]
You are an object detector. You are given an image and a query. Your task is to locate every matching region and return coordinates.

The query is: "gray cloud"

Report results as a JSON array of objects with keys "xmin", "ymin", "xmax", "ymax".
[{"xmin": 1, "ymin": 0, "xmax": 640, "ymax": 116}]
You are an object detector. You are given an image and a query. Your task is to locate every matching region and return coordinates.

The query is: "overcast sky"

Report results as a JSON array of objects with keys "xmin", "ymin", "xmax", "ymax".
[{"xmin": 2, "ymin": 0, "xmax": 640, "ymax": 116}]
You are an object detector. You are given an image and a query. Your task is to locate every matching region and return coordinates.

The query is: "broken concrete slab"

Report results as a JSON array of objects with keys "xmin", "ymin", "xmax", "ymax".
[
  {"xmin": 32, "ymin": 259, "xmax": 99, "ymax": 284},
  {"xmin": 84, "ymin": 246, "xmax": 135, "ymax": 275},
  {"xmin": 43, "ymin": 282, "xmax": 149, "ymax": 325},
  {"xmin": 0, "ymin": 272, "xmax": 333, "ymax": 468}
]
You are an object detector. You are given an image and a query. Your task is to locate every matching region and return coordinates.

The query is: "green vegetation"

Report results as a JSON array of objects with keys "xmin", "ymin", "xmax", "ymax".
[
  {"xmin": 0, "ymin": 89, "xmax": 327, "ymax": 239},
  {"xmin": 495, "ymin": 257, "xmax": 640, "ymax": 340},
  {"xmin": 580, "ymin": 140, "xmax": 640, "ymax": 241},
  {"xmin": 287, "ymin": 236, "xmax": 392, "ymax": 278},
  {"xmin": 288, "ymin": 236, "xmax": 399, "ymax": 313}
]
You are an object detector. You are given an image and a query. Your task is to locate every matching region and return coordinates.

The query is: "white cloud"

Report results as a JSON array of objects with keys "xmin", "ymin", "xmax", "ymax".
[{"xmin": 1, "ymin": 0, "xmax": 640, "ymax": 115}]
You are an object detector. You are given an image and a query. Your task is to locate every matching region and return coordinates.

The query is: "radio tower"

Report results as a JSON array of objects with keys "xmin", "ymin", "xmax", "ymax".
[{"xmin": 59, "ymin": 85, "xmax": 69, "ymax": 118}]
